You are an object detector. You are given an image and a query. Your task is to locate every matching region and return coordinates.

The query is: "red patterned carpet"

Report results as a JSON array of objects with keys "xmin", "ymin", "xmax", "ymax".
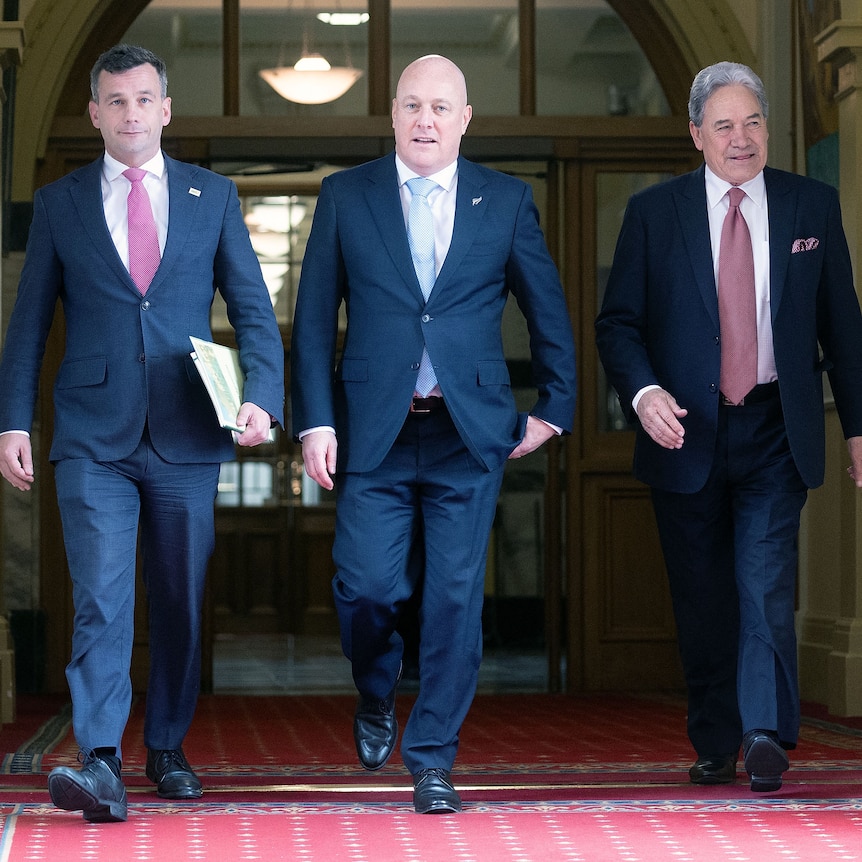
[{"xmin": 2, "ymin": 692, "xmax": 862, "ymax": 860}]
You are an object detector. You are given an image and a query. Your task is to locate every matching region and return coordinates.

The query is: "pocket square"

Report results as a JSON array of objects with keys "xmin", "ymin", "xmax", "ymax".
[{"xmin": 791, "ymin": 237, "xmax": 819, "ymax": 253}]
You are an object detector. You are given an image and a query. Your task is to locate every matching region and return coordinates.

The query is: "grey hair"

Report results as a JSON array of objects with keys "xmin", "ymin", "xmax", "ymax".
[
  {"xmin": 90, "ymin": 44, "xmax": 168, "ymax": 102},
  {"xmin": 688, "ymin": 61, "xmax": 768, "ymax": 127}
]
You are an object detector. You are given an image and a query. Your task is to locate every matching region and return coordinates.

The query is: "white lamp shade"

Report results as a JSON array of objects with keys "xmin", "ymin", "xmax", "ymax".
[{"xmin": 260, "ymin": 58, "xmax": 363, "ymax": 105}]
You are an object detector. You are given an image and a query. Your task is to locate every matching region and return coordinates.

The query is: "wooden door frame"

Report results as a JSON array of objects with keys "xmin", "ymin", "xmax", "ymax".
[
  {"xmin": 36, "ymin": 120, "xmax": 694, "ymax": 694},
  {"xmin": 562, "ymin": 141, "xmax": 702, "ymax": 693}
]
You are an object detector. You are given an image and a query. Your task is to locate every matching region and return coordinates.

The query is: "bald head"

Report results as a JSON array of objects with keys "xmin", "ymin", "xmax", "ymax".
[{"xmin": 392, "ymin": 55, "xmax": 472, "ymax": 176}]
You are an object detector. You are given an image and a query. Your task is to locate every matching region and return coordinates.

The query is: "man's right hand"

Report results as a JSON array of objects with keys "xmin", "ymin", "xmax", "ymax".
[
  {"xmin": 0, "ymin": 432, "xmax": 35, "ymax": 491},
  {"xmin": 636, "ymin": 388, "xmax": 687, "ymax": 450},
  {"xmin": 301, "ymin": 429, "xmax": 337, "ymax": 491}
]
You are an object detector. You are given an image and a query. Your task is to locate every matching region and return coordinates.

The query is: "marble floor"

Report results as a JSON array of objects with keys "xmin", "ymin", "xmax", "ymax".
[{"xmin": 212, "ymin": 633, "xmax": 551, "ymax": 695}]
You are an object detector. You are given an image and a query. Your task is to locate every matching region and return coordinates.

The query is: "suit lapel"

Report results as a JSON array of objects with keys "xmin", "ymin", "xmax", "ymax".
[
  {"xmin": 362, "ymin": 155, "xmax": 490, "ymax": 305},
  {"xmin": 674, "ymin": 165, "xmax": 720, "ymax": 329},
  {"xmin": 68, "ymin": 154, "xmax": 201, "ymax": 297},
  {"xmin": 763, "ymin": 166, "xmax": 794, "ymax": 320},
  {"xmin": 431, "ymin": 157, "xmax": 486, "ymax": 297},
  {"xmin": 68, "ymin": 158, "xmax": 138, "ymax": 292},
  {"xmin": 148, "ymin": 155, "xmax": 200, "ymax": 294},
  {"xmin": 362, "ymin": 155, "xmax": 424, "ymax": 300}
]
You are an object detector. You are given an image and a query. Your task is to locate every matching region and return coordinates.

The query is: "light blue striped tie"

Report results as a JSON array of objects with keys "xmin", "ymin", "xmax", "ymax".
[{"xmin": 406, "ymin": 177, "xmax": 438, "ymax": 396}]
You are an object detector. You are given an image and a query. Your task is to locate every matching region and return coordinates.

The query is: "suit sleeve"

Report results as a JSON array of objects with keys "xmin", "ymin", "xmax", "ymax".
[
  {"xmin": 0, "ymin": 189, "xmax": 63, "ymax": 432},
  {"xmin": 816, "ymin": 188, "xmax": 862, "ymax": 439},
  {"xmin": 594, "ymin": 194, "xmax": 663, "ymax": 423},
  {"xmin": 214, "ymin": 179, "xmax": 285, "ymax": 427},
  {"xmin": 289, "ymin": 176, "xmax": 345, "ymax": 438},
  {"xmin": 505, "ymin": 184, "xmax": 577, "ymax": 434}
]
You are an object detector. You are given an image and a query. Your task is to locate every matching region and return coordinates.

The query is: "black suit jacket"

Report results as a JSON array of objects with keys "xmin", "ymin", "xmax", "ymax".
[{"xmin": 596, "ymin": 164, "xmax": 862, "ymax": 492}]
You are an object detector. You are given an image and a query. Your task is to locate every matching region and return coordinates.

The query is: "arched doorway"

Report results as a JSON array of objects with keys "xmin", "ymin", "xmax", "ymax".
[{"xmin": 8, "ymin": 0, "xmax": 705, "ymax": 697}]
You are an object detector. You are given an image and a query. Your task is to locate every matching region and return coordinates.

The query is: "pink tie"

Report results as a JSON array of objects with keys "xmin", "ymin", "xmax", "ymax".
[
  {"xmin": 718, "ymin": 187, "xmax": 757, "ymax": 405},
  {"xmin": 123, "ymin": 168, "xmax": 160, "ymax": 294}
]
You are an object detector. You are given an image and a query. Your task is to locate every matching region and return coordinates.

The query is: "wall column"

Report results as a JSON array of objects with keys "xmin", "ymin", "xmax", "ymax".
[
  {"xmin": 799, "ymin": 17, "xmax": 862, "ymax": 716},
  {"xmin": 0, "ymin": 20, "xmax": 25, "ymax": 725}
]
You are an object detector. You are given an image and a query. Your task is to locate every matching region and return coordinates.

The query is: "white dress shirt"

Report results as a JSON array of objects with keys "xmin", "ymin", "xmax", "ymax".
[
  {"xmin": 632, "ymin": 165, "xmax": 777, "ymax": 412},
  {"xmin": 101, "ymin": 150, "xmax": 169, "ymax": 264}
]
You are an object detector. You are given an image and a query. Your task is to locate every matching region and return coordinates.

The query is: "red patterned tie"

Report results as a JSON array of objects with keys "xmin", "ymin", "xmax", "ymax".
[
  {"xmin": 718, "ymin": 187, "xmax": 757, "ymax": 405},
  {"xmin": 123, "ymin": 168, "xmax": 160, "ymax": 294}
]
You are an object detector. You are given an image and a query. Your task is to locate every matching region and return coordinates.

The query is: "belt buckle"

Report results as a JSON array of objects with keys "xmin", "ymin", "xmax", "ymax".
[{"xmin": 410, "ymin": 397, "xmax": 433, "ymax": 414}]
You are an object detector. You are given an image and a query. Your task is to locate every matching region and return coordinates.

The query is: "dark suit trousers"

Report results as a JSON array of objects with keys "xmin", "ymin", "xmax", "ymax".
[
  {"xmin": 54, "ymin": 428, "xmax": 220, "ymax": 760},
  {"xmin": 332, "ymin": 406, "xmax": 505, "ymax": 775},
  {"xmin": 651, "ymin": 393, "xmax": 807, "ymax": 757}
]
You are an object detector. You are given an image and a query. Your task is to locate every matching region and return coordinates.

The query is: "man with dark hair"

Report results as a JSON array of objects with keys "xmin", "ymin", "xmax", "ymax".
[
  {"xmin": 596, "ymin": 61, "xmax": 862, "ymax": 793},
  {"xmin": 0, "ymin": 44, "xmax": 284, "ymax": 822}
]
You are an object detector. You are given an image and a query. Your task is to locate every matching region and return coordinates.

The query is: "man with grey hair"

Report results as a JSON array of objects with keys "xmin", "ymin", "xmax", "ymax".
[{"xmin": 596, "ymin": 61, "xmax": 862, "ymax": 792}]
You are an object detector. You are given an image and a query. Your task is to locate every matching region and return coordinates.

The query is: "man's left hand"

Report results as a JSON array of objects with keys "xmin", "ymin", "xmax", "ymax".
[
  {"xmin": 846, "ymin": 436, "xmax": 862, "ymax": 488},
  {"xmin": 234, "ymin": 402, "xmax": 273, "ymax": 447},
  {"xmin": 509, "ymin": 415, "xmax": 556, "ymax": 460}
]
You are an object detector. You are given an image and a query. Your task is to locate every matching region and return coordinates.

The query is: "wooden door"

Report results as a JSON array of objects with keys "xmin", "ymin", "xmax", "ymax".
[{"xmin": 564, "ymin": 147, "xmax": 701, "ymax": 692}]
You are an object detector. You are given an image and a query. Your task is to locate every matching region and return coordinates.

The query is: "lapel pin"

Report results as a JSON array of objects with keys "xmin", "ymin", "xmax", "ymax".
[
  {"xmin": 472, "ymin": 197, "xmax": 482, "ymax": 206},
  {"xmin": 189, "ymin": 187, "xmax": 201, "ymax": 197}
]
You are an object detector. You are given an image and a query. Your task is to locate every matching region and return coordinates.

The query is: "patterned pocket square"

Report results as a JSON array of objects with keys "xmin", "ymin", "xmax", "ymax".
[{"xmin": 791, "ymin": 237, "xmax": 819, "ymax": 253}]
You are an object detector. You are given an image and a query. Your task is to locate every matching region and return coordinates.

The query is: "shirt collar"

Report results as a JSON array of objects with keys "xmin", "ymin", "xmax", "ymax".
[
  {"xmin": 395, "ymin": 154, "xmax": 458, "ymax": 193},
  {"xmin": 103, "ymin": 150, "xmax": 166, "ymax": 182},
  {"xmin": 704, "ymin": 164, "xmax": 766, "ymax": 211}
]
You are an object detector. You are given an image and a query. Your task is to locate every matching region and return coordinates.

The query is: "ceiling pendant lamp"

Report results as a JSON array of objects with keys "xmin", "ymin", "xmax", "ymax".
[{"xmin": 259, "ymin": 51, "xmax": 363, "ymax": 105}]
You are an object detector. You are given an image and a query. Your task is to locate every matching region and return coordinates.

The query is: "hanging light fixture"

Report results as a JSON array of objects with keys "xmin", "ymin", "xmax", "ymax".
[
  {"xmin": 259, "ymin": 6, "xmax": 364, "ymax": 105},
  {"xmin": 260, "ymin": 54, "xmax": 363, "ymax": 105}
]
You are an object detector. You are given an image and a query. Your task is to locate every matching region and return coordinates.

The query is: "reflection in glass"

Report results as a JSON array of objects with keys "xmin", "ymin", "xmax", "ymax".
[
  {"xmin": 122, "ymin": 0, "xmax": 224, "ymax": 117},
  {"xmin": 210, "ymin": 192, "xmax": 316, "ymax": 332},
  {"xmin": 216, "ymin": 460, "xmax": 276, "ymax": 507},
  {"xmin": 244, "ymin": 0, "xmax": 369, "ymax": 115},
  {"xmin": 391, "ymin": 0, "xmax": 519, "ymax": 116},
  {"xmin": 536, "ymin": 0, "xmax": 669, "ymax": 116},
  {"xmin": 120, "ymin": 0, "xmax": 670, "ymax": 120}
]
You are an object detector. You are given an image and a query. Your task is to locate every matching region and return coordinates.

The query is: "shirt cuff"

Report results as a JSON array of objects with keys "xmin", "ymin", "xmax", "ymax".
[
  {"xmin": 534, "ymin": 416, "xmax": 562, "ymax": 436},
  {"xmin": 632, "ymin": 384, "xmax": 661, "ymax": 413},
  {"xmin": 299, "ymin": 426, "xmax": 336, "ymax": 440}
]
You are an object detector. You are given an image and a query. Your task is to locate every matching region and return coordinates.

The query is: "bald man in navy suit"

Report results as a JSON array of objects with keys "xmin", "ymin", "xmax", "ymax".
[
  {"xmin": 0, "ymin": 44, "xmax": 283, "ymax": 822},
  {"xmin": 291, "ymin": 55, "xmax": 577, "ymax": 813}
]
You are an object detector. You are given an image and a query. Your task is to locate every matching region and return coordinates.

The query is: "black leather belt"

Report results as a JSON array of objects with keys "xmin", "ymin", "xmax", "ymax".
[
  {"xmin": 409, "ymin": 396, "xmax": 445, "ymax": 415},
  {"xmin": 720, "ymin": 381, "xmax": 779, "ymax": 406}
]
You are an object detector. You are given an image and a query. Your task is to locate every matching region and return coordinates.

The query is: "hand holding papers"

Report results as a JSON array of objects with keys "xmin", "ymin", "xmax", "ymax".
[{"xmin": 189, "ymin": 336, "xmax": 274, "ymax": 442}]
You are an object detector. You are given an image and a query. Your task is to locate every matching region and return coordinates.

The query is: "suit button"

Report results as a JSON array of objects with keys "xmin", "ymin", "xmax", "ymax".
[
  {"xmin": 411, "ymin": 362, "xmax": 420, "ymax": 371},
  {"xmin": 421, "ymin": 314, "xmax": 431, "ymax": 323},
  {"xmin": 709, "ymin": 383, "xmax": 717, "ymax": 393},
  {"xmin": 141, "ymin": 300, "xmax": 150, "ymax": 310},
  {"xmin": 139, "ymin": 353, "xmax": 146, "ymax": 363}
]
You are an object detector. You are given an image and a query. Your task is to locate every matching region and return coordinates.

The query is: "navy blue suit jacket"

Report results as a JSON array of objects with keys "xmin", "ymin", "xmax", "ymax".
[
  {"xmin": 290, "ymin": 153, "xmax": 577, "ymax": 473},
  {"xmin": 0, "ymin": 154, "xmax": 284, "ymax": 463},
  {"xmin": 596, "ymin": 164, "xmax": 862, "ymax": 493}
]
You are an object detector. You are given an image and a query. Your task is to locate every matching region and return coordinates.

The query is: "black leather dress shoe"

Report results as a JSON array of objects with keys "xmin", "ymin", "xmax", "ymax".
[
  {"xmin": 689, "ymin": 753, "xmax": 737, "ymax": 785},
  {"xmin": 743, "ymin": 730, "xmax": 789, "ymax": 792},
  {"xmin": 146, "ymin": 748, "xmax": 203, "ymax": 799},
  {"xmin": 48, "ymin": 754, "xmax": 128, "ymax": 822},
  {"xmin": 353, "ymin": 671, "xmax": 401, "ymax": 771},
  {"xmin": 413, "ymin": 768, "xmax": 462, "ymax": 814}
]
